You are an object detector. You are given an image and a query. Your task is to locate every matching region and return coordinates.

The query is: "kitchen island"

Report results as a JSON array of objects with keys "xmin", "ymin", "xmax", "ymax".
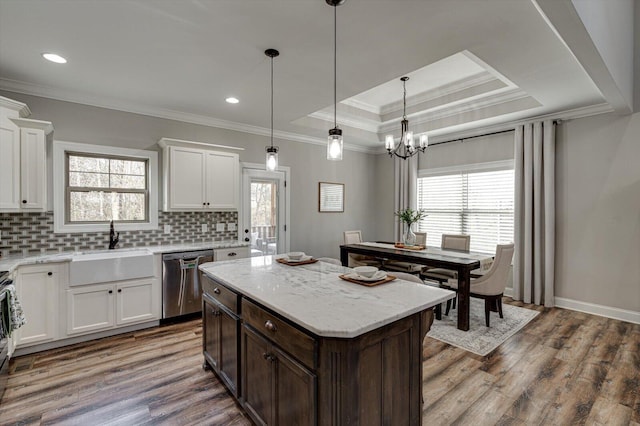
[{"xmin": 199, "ymin": 256, "xmax": 454, "ymax": 425}]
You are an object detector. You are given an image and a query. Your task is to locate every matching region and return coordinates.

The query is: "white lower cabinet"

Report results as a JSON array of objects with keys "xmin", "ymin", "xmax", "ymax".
[
  {"xmin": 66, "ymin": 278, "xmax": 159, "ymax": 336},
  {"xmin": 15, "ymin": 263, "xmax": 62, "ymax": 347}
]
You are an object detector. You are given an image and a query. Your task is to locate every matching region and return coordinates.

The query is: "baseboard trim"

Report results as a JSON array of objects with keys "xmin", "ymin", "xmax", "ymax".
[
  {"xmin": 504, "ymin": 287, "xmax": 639, "ymax": 324},
  {"xmin": 554, "ymin": 297, "xmax": 640, "ymax": 325}
]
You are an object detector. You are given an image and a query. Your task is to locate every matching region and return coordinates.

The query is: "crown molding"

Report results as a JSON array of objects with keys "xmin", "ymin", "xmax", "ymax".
[
  {"xmin": 10, "ymin": 118, "xmax": 54, "ymax": 134},
  {"xmin": 379, "ymin": 72, "xmax": 499, "ymax": 116},
  {"xmin": 307, "ymin": 110, "xmax": 380, "ymax": 133},
  {"xmin": 0, "ymin": 94, "xmax": 31, "ymax": 117},
  {"xmin": 341, "ymin": 98, "xmax": 382, "ymax": 115},
  {"xmin": 0, "ymin": 78, "xmax": 379, "ymax": 154}
]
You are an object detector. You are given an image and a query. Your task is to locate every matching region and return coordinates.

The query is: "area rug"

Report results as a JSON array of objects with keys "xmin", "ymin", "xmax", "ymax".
[{"xmin": 426, "ymin": 298, "xmax": 539, "ymax": 356}]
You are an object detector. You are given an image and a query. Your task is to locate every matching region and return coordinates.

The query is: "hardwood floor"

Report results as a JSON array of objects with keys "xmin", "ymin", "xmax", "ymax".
[{"xmin": 1, "ymin": 299, "xmax": 638, "ymax": 425}]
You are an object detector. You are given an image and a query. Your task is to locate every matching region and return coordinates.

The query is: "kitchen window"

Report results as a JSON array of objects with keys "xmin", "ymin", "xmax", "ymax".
[
  {"xmin": 53, "ymin": 141, "xmax": 158, "ymax": 233},
  {"xmin": 416, "ymin": 161, "xmax": 514, "ymax": 254},
  {"xmin": 66, "ymin": 153, "xmax": 148, "ymax": 223}
]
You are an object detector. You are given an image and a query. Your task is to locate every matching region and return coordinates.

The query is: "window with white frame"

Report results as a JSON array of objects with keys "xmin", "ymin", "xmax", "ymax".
[
  {"xmin": 416, "ymin": 161, "xmax": 514, "ymax": 254},
  {"xmin": 53, "ymin": 141, "xmax": 158, "ymax": 233},
  {"xmin": 66, "ymin": 153, "xmax": 148, "ymax": 223}
]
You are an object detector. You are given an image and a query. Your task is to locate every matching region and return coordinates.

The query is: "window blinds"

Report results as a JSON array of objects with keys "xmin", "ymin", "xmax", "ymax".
[{"xmin": 417, "ymin": 168, "xmax": 514, "ymax": 254}]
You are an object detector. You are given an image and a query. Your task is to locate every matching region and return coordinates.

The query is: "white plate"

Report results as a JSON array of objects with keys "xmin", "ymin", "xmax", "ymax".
[
  {"xmin": 283, "ymin": 255, "xmax": 313, "ymax": 263},
  {"xmin": 346, "ymin": 271, "xmax": 388, "ymax": 282}
]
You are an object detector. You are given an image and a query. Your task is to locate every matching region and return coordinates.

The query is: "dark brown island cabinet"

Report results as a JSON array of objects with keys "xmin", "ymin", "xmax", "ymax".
[{"xmin": 201, "ymin": 273, "xmax": 437, "ymax": 425}]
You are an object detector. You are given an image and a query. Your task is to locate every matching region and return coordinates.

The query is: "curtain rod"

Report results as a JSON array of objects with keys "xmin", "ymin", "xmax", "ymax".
[
  {"xmin": 429, "ymin": 128, "xmax": 515, "ymax": 147},
  {"xmin": 431, "ymin": 119, "xmax": 560, "ymax": 147}
]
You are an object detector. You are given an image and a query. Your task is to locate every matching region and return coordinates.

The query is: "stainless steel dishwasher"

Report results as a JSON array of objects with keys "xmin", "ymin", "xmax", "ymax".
[{"xmin": 162, "ymin": 250, "xmax": 213, "ymax": 319}]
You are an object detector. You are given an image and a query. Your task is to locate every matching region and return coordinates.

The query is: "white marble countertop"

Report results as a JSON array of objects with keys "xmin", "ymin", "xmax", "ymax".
[
  {"xmin": 199, "ymin": 256, "xmax": 455, "ymax": 339},
  {"xmin": 0, "ymin": 240, "xmax": 248, "ymax": 274}
]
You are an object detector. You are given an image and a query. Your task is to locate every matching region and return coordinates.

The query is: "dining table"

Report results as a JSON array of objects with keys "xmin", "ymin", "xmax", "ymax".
[{"xmin": 340, "ymin": 241, "xmax": 493, "ymax": 331}]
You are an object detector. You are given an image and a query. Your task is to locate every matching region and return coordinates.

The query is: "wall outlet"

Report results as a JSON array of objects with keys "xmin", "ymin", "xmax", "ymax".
[
  {"xmin": 227, "ymin": 222, "xmax": 236, "ymax": 231},
  {"xmin": 164, "ymin": 224, "xmax": 171, "ymax": 234},
  {"xmin": 201, "ymin": 223, "xmax": 208, "ymax": 233},
  {"xmin": 216, "ymin": 223, "xmax": 225, "ymax": 232}
]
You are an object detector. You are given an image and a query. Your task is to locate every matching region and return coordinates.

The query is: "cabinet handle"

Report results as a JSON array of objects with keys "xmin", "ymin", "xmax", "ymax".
[
  {"xmin": 213, "ymin": 288, "xmax": 221, "ymax": 294},
  {"xmin": 108, "ymin": 290, "xmax": 113, "ymax": 294},
  {"xmin": 228, "ymin": 252, "xmax": 237, "ymax": 257},
  {"xmin": 207, "ymin": 202, "xmax": 210, "ymax": 206},
  {"xmin": 244, "ymin": 237, "xmax": 250, "ymax": 242},
  {"xmin": 264, "ymin": 320, "xmax": 277, "ymax": 332},
  {"xmin": 262, "ymin": 352, "xmax": 275, "ymax": 362},
  {"xmin": 47, "ymin": 272, "xmax": 53, "ymax": 276},
  {"xmin": 202, "ymin": 202, "xmax": 206, "ymax": 206},
  {"xmin": 118, "ymin": 289, "xmax": 122, "ymax": 293},
  {"xmin": 22, "ymin": 200, "xmax": 27, "ymax": 204}
]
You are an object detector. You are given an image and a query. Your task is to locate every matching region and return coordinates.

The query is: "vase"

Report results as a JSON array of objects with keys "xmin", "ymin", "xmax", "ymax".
[{"xmin": 403, "ymin": 223, "xmax": 417, "ymax": 246}]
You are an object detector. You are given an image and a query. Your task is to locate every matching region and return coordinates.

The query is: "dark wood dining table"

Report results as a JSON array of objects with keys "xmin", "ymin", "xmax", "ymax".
[{"xmin": 340, "ymin": 242, "xmax": 491, "ymax": 331}]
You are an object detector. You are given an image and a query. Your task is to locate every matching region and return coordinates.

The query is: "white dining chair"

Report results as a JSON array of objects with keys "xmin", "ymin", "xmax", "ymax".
[
  {"xmin": 343, "ymin": 230, "xmax": 382, "ymax": 267},
  {"xmin": 381, "ymin": 232, "xmax": 427, "ymax": 274},
  {"xmin": 442, "ymin": 243, "xmax": 514, "ymax": 326},
  {"xmin": 420, "ymin": 234, "xmax": 470, "ymax": 283}
]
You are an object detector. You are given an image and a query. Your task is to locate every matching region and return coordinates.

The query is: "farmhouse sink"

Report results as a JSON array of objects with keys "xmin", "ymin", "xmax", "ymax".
[{"xmin": 69, "ymin": 249, "xmax": 154, "ymax": 286}]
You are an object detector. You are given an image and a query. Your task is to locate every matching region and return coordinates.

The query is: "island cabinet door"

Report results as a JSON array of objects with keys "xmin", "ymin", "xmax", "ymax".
[
  {"xmin": 242, "ymin": 325, "xmax": 272, "ymax": 426},
  {"xmin": 242, "ymin": 325, "xmax": 317, "ymax": 426},
  {"xmin": 203, "ymin": 296, "xmax": 221, "ymax": 371},
  {"xmin": 273, "ymin": 345, "xmax": 316, "ymax": 426}
]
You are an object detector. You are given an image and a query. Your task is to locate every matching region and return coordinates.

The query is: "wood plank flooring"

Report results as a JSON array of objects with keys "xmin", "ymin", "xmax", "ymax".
[{"xmin": 0, "ymin": 298, "xmax": 638, "ymax": 425}]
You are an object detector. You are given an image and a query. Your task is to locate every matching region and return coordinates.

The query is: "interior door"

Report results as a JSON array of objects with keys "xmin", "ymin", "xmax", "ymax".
[{"xmin": 241, "ymin": 165, "xmax": 288, "ymax": 256}]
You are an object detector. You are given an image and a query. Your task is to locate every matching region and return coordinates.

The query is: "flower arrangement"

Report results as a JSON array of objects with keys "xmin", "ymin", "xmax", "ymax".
[
  {"xmin": 394, "ymin": 208, "xmax": 427, "ymax": 226},
  {"xmin": 394, "ymin": 208, "xmax": 427, "ymax": 246}
]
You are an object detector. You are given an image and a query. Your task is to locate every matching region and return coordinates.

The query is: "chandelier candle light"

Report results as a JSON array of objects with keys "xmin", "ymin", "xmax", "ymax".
[
  {"xmin": 265, "ymin": 48, "xmax": 280, "ymax": 171},
  {"xmin": 385, "ymin": 77, "xmax": 429, "ymax": 160},
  {"xmin": 326, "ymin": 0, "xmax": 345, "ymax": 161}
]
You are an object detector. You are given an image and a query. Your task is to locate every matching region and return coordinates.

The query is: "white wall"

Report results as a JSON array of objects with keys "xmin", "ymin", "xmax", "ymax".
[
  {"xmin": 1, "ymin": 90, "xmax": 381, "ymax": 260},
  {"xmin": 555, "ymin": 111, "xmax": 640, "ymax": 313}
]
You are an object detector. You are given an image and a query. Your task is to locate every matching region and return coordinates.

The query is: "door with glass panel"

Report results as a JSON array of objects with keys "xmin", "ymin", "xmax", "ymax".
[{"xmin": 241, "ymin": 166, "xmax": 288, "ymax": 257}]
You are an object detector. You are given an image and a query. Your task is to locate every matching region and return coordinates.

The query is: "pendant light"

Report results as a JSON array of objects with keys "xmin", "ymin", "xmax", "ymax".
[
  {"xmin": 326, "ymin": 0, "xmax": 346, "ymax": 161},
  {"xmin": 265, "ymin": 48, "xmax": 280, "ymax": 171}
]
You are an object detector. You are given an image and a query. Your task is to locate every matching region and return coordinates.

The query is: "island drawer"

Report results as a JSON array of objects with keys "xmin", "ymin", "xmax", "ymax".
[
  {"xmin": 242, "ymin": 299, "xmax": 316, "ymax": 369},
  {"xmin": 201, "ymin": 274, "xmax": 239, "ymax": 314}
]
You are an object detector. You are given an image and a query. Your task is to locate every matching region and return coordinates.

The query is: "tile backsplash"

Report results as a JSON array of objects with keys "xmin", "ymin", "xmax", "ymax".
[{"xmin": 0, "ymin": 211, "xmax": 238, "ymax": 256}]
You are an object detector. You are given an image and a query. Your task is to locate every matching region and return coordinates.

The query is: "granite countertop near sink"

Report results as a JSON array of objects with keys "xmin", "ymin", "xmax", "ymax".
[
  {"xmin": 200, "ymin": 256, "xmax": 455, "ymax": 338},
  {"xmin": 0, "ymin": 240, "xmax": 248, "ymax": 274}
]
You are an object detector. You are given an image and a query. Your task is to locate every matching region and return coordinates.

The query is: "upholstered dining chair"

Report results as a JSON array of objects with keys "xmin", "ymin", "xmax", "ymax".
[
  {"xmin": 343, "ymin": 230, "xmax": 382, "ymax": 267},
  {"xmin": 442, "ymin": 243, "xmax": 514, "ymax": 327},
  {"xmin": 381, "ymin": 232, "xmax": 427, "ymax": 274},
  {"xmin": 420, "ymin": 234, "xmax": 471, "ymax": 284}
]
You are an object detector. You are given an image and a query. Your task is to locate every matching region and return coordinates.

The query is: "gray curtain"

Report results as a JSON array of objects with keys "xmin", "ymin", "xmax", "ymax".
[
  {"xmin": 513, "ymin": 120, "xmax": 555, "ymax": 306},
  {"xmin": 393, "ymin": 155, "xmax": 418, "ymax": 241}
]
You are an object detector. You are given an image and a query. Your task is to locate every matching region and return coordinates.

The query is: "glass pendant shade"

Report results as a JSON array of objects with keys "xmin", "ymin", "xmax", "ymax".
[
  {"xmin": 385, "ymin": 135, "xmax": 395, "ymax": 150},
  {"xmin": 266, "ymin": 147, "xmax": 278, "ymax": 171},
  {"xmin": 327, "ymin": 128, "xmax": 343, "ymax": 161},
  {"xmin": 419, "ymin": 134, "xmax": 429, "ymax": 149}
]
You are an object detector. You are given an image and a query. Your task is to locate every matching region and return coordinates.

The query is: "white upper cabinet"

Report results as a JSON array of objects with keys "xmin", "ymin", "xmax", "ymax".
[
  {"xmin": 159, "ymin": 138, "xmax": 240, "ymax": 211},
  {"xmin": 0, "ymin": 96, "xmax": 52, "ymax": 212}
]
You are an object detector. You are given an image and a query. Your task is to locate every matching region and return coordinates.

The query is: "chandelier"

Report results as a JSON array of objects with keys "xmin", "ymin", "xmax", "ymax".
[{"xmin": 385, "ymin": 76, "xmax": 428, "ymax": 160}]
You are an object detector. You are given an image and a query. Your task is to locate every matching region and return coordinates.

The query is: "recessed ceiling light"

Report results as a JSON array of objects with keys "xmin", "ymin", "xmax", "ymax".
[
  {"xmin": 225, "ymin": 97, "xmax": 239, "ymax": 104},
  {"xmin": 42, "ymin": 53, "xmax": 67, "ymax": 64}
]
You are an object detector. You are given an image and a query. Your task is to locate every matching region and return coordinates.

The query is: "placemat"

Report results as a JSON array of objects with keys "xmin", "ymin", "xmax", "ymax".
[
  {"xmin": 338, "ymin": 274, "xmax": 397, "ymax": 287},
  {"xmin": 394, "ymin": 244, "xmax": 425, "ymax": 250},
  {"xmin": 276, "ymin": 258, "xmax": 319, "ymax": 266}
]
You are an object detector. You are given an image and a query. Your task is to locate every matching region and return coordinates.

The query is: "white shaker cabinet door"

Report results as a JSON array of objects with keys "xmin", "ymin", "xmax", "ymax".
[
  {"xmin": 116, "ymin": 278, "xmax": 158, "ymax": 325},
  {"xmin": 0, "ymin": 115, "xmax": 21, "ymax": 210},
  {"xmin": 19, "ymin": 127, "xmax": 47, "ymax": 209},
  {"xmin": 15, "ymin": 264, "xmax": 60, "ymax": 346},
  {"xmin": 66, "ymin": 284, "xmax": 115, "ymax": 335},
  {"xmin": 168, "ymin": 146, "xmax": 206, "ymax": 209},
  {"xmin": 205, "ymin": 151, "xmax": 239, "ymax": 210}
]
